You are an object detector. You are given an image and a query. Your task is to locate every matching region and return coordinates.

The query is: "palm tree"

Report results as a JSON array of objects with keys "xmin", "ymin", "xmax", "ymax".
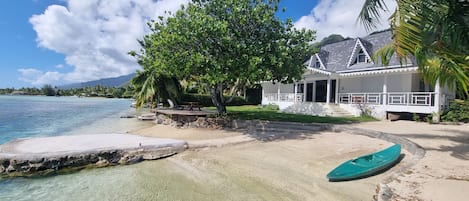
[
  {"xmin": 131, "ymin": 68, "xmax": 182, "ymax": 108},
  {"xmin": 358, "ymin": 0, "xmax": 469, "ymax": 96}
]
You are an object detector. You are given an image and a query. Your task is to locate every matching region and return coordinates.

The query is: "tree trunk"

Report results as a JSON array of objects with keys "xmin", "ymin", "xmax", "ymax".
[{"xmin": 210, "ymin": 84, "xmax": 227, "ymax": 114}]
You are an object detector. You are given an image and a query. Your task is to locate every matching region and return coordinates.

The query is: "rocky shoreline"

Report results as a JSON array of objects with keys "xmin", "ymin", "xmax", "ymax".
[{"xmin": 0, "ymin": 134, "xmax": 187, "ymax": 177}]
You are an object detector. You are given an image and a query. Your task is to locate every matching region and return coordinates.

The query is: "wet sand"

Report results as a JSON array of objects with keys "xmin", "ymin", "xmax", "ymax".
[{"xmin": 132, "ymin": 124, "xmax": 398, "ymax": 200}]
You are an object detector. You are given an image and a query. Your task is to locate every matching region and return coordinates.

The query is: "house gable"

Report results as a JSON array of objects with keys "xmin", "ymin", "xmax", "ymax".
[
  {"xmin": 346, "ymin": 38, "xmax": 373, "ymax": 68},
  {"xmin": 308, "ymin": 54, "xmax": 326, "ymax": 70}
]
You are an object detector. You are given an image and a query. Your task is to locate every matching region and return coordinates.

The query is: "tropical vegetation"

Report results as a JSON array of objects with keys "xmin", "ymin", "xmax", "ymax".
[
  {"xmin": 130, "ymin": 0, "xmax": 316, "ymax": 113},
  {"xmin": 0, "ymin": 85, "xmax": 134, "ymax": 98},
  {"xmin": 358, "ymin": 0, "xmax": 469, "ymax": 97}
]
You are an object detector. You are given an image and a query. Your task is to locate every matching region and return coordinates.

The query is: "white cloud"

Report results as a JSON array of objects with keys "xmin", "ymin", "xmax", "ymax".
[
  {"xmin": 55, "ymin": 64, "xmax": 64, "ymax": 69},
  {"xmin": 18, "ymin": 68, "xmax": 63, "ymax": 86},
  {"xmin": 26, "ymin": 0, "xmax": 188, "ymax": 85},
  {"xmin": 294, "ymin": 0, "xmax": 397, "ymax": 41}
]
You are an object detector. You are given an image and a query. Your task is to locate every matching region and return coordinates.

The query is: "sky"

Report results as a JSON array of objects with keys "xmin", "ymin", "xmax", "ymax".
[{"xmin": 0, "ymin": 0, "xmax": 395, "ymax": 88}]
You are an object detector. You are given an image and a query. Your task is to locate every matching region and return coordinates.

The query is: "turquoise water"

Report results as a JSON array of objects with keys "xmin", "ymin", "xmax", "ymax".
[
  {"xmin": 0, "ymin": 95, "xmax": 169, "ymax": 201},
  {"xmin": 0, "ymin": 95, "xmax": 147, "ymax": 144}
]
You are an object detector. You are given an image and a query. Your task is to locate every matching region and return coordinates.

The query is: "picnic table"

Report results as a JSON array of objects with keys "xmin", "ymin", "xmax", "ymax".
[{"xmin": 182, "ymin": 101, "xmax": 202, "ymax": 111}]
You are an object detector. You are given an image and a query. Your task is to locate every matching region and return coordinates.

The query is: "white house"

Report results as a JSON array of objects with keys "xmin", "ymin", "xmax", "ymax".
[{"xmin": 261, "ymin": 30, "xmax": 455, "ymax": 119}]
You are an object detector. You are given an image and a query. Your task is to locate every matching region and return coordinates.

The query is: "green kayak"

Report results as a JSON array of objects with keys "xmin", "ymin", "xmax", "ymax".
[{"xmin": 327, "ymin": 144, "xmax": 401, "ymax": 181}]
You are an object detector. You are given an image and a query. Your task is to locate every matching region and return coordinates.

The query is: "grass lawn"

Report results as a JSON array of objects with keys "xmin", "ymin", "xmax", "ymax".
[{"xmin": 209, "ymin": 105, "xmax": 376, "ymax": 124}]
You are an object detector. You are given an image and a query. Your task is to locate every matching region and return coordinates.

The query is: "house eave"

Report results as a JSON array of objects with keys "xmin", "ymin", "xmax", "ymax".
[
  {"xmin": 305, "ymin": 67, "xmax": 332, "ymax": 76},
  {"xmin": 338, "ymin": 66, "xmax": 418, "ymax": 77}
]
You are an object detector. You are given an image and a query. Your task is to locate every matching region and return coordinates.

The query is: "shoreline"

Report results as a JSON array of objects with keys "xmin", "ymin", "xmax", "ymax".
[
  {"xmin": 129, "ymin": 123, "xmax": 400, "ymax": 200},
  {"xmin": 130, "ymin": 120, "xmax": 469, "ymax": 201}
]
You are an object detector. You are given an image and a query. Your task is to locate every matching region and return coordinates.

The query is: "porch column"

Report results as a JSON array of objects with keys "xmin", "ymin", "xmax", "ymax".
[
  {"xmin": 382, "ymin": 75, "xmax": 388, "ymax": 105},
  {"xmin": 326, "ymin": 78, "xmax": 331, "ymax": 103},
  {"xmin": 277, "ymin": 84, "xmax": 280, "ymax": 103},
  {"xmin": 335, "ymin": 79, "xmax": 340, "ymax": 104},
  {"xmin": 433, "ymin": 79, "xmax": 441, "ymax": 122},
  {"xmin": 303, "ymin": 80, "xmax": 307, "ymax": 102},
  {"xmin": 312, "ymin": 81, "xmax": 316, "ymax": 102},
  {"xmin": 294, "ymin": 83, "xmax": 298, "ymax": 103},
  {"xmin": 261, "ymin": 85, "xmax": 265, "ymax": 103}
]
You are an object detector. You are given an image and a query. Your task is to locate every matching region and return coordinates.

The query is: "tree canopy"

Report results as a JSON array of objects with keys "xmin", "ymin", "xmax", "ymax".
[
  {"xmin": 131, "ymin": 0, "xmax": 316, "ymax": 113},
  {"xmin": 358, "ymin": 0, "xmax": 469, "ymax": 96}
]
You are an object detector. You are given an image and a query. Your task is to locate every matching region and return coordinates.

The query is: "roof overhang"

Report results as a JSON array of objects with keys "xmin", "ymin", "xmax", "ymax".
[
  {"xmin": 338, "ymin": 66, "xmax": 418, "ymax": 77},
  {"xmin": 305, "ymin": 67, "xmax": 332, "ymax": 76}
]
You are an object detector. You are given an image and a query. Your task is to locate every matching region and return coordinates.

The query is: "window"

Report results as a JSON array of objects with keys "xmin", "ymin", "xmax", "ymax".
[
  {"xmin": 353, "ymin": 49, "xmax": 370, "ymax": 64},
  {"xmin": 296, "ymin": 83, "xmax": 304, "ymax": 93},
  {"xmin": 314, "ymin": 60, "xmax": 321, "ymax": 68}
]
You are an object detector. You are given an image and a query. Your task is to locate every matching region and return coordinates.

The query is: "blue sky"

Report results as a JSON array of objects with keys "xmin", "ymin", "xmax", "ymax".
[{"xmin": 0, "ymin": 0, "xmax": 394, "ymax": 88}]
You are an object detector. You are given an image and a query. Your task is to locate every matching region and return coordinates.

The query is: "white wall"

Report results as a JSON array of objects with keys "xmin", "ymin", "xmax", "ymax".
[
  {"xmin": 339, "ymin": 78, "xmax": 361, "ymax": 93},
  {"xmin": 261, "ymin": 82, "xmax": 294, "ymax": 93},
  {"xmin": 387, "ymin": 74, "xmax": 412, "ymax": 92},
  {"xmin": 339, "ymin": 73, "xmax": 415, "ymax": 93}
]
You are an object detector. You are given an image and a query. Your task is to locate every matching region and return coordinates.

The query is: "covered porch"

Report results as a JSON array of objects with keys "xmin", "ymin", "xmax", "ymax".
[{"xmin": 261, "ymin": 69, "xmax": 455, "ymax": 118}]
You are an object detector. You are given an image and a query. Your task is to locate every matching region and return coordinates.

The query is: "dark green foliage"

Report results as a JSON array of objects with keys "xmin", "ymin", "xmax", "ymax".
[
  {"xmin": 42, "ymin": 85, "xmax": 56, "ymax": 96},
  {"xmin": 131, "ymin": 0, "xmax": 316, "ymax": 113},
  {"xmin": 245, "ymin": 87, "xmax": 262, "ymax": 105},
  {"xmin": 0, "ymin": 86, "xmax": 133, "ymax": 98},
  {"xmin": 312, "ymin": 34, "xmax": 347, "ymax": 48},
  {"xmin": 181, "ymin": 93, "xmax": 247, "ymax": 106},
  {"xmin": 441, "ymin": 99, "xmax": 469, "ymax": 122}
]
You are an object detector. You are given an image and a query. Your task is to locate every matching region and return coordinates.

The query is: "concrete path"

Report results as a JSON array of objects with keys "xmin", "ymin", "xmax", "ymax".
[{"xmin": 0, "ymin": 134, "xmax": 187, "ymax": 176}]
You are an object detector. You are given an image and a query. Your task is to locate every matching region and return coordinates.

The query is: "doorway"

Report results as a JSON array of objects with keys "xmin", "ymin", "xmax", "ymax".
[
  {"xmin": 306, "ymin": 83, "xmax": 314, "ymax": 102},
  {"xmin": 315, "ymin": 80, "xmax": 327, "ymax": 102}
]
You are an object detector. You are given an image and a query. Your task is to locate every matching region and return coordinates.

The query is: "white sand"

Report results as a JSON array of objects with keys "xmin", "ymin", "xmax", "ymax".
[
  {"xmin": 131, "ymin": 124, "xmax": 399, "ymax": 200},
  {"xmin": 356, "ymin": 121, "xmax": 469, "ymax": 201}
]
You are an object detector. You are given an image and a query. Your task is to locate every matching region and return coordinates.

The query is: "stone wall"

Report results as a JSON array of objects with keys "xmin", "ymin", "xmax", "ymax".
[{"xmin": 0, "ymin": 145, "xmax": 185, "ymax": 177}]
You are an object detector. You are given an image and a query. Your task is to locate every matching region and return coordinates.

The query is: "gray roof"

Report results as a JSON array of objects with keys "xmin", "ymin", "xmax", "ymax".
[{"xmin": 307, "ymin": 30, "xmax": 414, "ymax": 73}]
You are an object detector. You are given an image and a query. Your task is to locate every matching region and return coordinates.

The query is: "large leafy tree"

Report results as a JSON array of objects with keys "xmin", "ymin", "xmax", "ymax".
[
  {"xmin": 131, "ymin": 0, "xmax": 316, "ymax": 113},
  {"xmin": 358, "ymin": 0, "xmax": 469, "ymax": 96}
]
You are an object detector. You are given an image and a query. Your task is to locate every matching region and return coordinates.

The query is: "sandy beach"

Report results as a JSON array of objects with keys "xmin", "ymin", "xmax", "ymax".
[
  {"xmin": 130, "ymin": 121, "xmax": 469, "ymax": 201},
  {"xmin": 131, "ymin": 124, "xmax": 401, "ymax": 200},
  {"xmin": 356, "ymin": 121, "xmax": 469, "ymax": 201}
]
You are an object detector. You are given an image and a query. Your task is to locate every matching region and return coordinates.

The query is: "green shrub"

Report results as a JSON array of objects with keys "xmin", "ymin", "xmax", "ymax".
[
  {"xmin": 262, "ymin": 103, "xmax": 279, "ymax": 111},
  {"xmin": 441, "ymin": 99, "xmax": 469, "ymax": 122},
  {"xmin": 412, "ymin": 113, "xmax": 421, "ymax": 122}
]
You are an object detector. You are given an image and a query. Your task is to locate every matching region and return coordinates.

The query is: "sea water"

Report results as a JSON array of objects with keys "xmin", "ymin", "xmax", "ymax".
[
  {"xmin": 0, "ymin": 95, "xmax": 179, "ymax": 201},
  {"xmin": 0, "ymin": 95, "xmax": 151, "ymax": 144},
  {"xmin": 0, "ymin": 96, "xmax": 283, "ymax": 201}
]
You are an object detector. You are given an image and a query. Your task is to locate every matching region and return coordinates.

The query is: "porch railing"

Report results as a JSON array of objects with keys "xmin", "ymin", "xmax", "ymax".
[
  {"xmin": 264, "ymin": 92, "xmax": 443, "ymax": 107},
  {"xmin": 339, "ymin": 93, "xmax": 382, "ymax": 104},
  {"xmin": 338, "ymin": 92, "xmax": 436, "ymax": 106},
  {"xmin": 264, "ymin": 93, "xmax": 304, "ymax": 102}
]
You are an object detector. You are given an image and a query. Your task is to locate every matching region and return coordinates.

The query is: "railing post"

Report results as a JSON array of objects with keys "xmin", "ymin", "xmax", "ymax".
[
  {"xmin": 277, "ymin": 84, "xmax": 280, "ymax": 103},
  {"xmin": 326, "ymin": 79, "xmax": 331, "ymax": 104},
  {"xmin": 433, "ymin": 79, "xmax": 441, "ymax": 122},
  {"xmin": 407, "ymin": 92, "xmax": 410, "ymax": 106},
  {"xmin": 303, "ymin": 80, "xmax": 307, "ymax": 102},
  {"xmin": 294, "ymin": 83, "xmax": 298, "ymax": 103}
]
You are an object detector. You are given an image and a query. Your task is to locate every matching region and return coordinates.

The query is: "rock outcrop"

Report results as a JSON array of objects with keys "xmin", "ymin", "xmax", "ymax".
[{"xmin": 0, "ymin": 134, "xmax": 187, "ymax": 177}]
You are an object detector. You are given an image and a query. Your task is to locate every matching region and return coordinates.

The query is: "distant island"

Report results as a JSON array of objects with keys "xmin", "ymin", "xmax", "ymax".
[{"xmin": 0, "ymin": 73, "xmax": 136, "ymax": 98}]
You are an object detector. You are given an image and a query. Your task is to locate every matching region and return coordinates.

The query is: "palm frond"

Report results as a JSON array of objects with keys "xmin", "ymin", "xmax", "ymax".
[{"xmin": 357, "ymin": 0, "xmax": 390, "ymax": 31}]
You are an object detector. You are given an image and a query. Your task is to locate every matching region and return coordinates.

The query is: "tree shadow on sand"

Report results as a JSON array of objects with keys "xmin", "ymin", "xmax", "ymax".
[
  {"xmin": 231, "ymin": 122, "xmax": 334, "ymax": 142},
  {"xmin": 392, "ymin": 129, "xmax": 469, "ymax": 160}
]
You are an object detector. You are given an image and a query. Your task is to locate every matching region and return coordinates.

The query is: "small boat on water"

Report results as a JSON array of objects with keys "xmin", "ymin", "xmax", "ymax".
[{"xmin": 327, "ymin": 144, "xmax": 401, "ymax": 182}]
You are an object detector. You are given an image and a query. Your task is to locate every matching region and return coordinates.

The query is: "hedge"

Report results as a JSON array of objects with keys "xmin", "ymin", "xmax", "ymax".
[
  {"xmin": 441, "ymin": 99, "xmax": 469, "ymax": 122},
  {"xmin": 181, "ymin": 93, "xmax": 248, "ymax": 106}
]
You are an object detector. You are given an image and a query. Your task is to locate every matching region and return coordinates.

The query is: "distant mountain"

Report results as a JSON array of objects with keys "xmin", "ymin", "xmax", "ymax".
[
  {"xmin": 313, "ymin": 34, "xmax": 350, "ymax": 48},
  {"xmin": 59, "ymin": 73, "xmax": 135, "ymax": 89}
]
